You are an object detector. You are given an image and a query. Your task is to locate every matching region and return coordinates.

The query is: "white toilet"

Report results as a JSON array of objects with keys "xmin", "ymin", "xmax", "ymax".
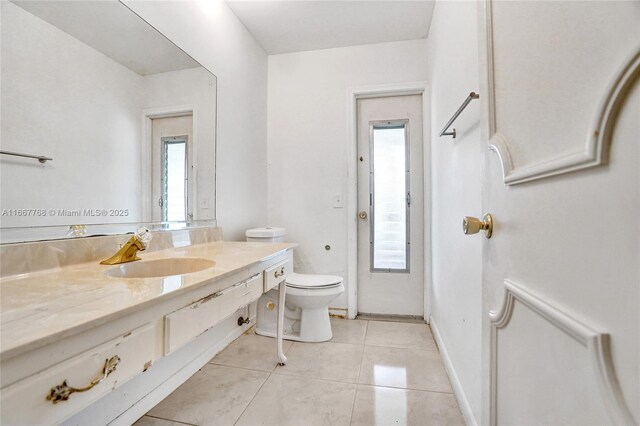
[{"xmin": 246, "ymin": 227, "xmax": 344, "ymax": 342}]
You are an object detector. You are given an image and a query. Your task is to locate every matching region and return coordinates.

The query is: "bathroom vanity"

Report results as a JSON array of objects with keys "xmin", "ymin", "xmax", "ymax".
[{"xmin": 0, "ymin": 230, "xmax": 294, "ymax": 425}]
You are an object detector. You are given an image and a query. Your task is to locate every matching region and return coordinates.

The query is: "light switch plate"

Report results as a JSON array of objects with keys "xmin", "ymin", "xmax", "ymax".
[{"xmin": 333, "ymin": 193, "xmax": 343, "ymax": 208}]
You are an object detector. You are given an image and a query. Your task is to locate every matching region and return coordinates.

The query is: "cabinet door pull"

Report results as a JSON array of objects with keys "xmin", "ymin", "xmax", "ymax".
[
  {"xmin": 46, "ymin": 355, "xmax": 120, "ymax": 404},
  {"xmin": 274, "ymin": 266, "xmax": 285, "ymax": 278}
]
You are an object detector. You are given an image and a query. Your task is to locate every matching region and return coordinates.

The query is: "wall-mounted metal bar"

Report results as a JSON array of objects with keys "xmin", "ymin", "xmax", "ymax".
[
  {"xmin": 0, "ymin": 150, "xmax": 53, "ymax": 163},
  {"xmin": 439, "ymin": 92, "xmax": 480, "ymax": 139}
]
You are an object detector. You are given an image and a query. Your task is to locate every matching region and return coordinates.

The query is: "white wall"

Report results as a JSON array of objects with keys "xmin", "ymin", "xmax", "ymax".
[
  {"xmin": 267, "ymin": 39, "xmax": 428, "ymax": 310},
  {"xmin": 425, "ymin": 1, "xmax": 482, "ymax": 424},
  {"xmin": 124, "ymin": 0, "xmax": 269, "ymax": 240},
  {"xmin": 1, "ymin": 1, "xmax": 143, "ymax": 227},
  {"xmin": 1, "ymin": 0, "xmax": 268, "ymax": 236}
]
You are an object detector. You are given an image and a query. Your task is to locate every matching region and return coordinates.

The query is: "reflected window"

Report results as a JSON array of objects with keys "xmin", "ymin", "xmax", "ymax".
[
  {"xmin": 373, "ymin": 366, "xmax": 408, "ymax": 425},
  {"xmin": 162, "ymin": 275, "xmax": 183, "ymax": 294},
  {"xmin": 161, "ymin": 136, "xmax": 187, "ymax": 222}
]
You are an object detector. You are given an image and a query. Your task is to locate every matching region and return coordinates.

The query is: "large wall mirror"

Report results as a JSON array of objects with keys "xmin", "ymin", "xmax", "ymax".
[{"xmin": 0, "ymin": 0, "xmax": 217, "ymax": 242}]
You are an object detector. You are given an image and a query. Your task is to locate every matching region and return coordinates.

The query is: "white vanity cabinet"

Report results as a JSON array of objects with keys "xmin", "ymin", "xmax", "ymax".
[
  {"xmin": 1, "ymin": 325, "xmax": 155, "ymax": 425},
  {"xmin": 164, "ymin": 273, "xmax": 263, "ymax": 355},
  {"xmin": 0, "ymin": 245, "xmax": 293, "ymax": 426}
]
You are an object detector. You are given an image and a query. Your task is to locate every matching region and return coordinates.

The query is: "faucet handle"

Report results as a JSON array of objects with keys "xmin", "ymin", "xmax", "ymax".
[
  {"xmin": 66, "ymin": 224, "xmax": 86, "ymax": 237},
  {"xmin": 136, "ymin": 227, "xmax": 153, "ymax": 246}
]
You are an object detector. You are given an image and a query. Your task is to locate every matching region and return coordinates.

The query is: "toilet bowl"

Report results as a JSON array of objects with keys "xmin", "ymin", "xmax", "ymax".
[
  {"xmin": 255, "ymin": 273, "xmax": 344, "ymax": 342},
  {"xmin": 246, "ymin": 227, "xmax": 344, "ymax": 342}
]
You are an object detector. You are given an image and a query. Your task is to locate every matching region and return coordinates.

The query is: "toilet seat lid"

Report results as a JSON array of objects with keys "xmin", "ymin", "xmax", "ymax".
[{"xmin": 286, "ymin": 272, "xmax": 343, "ymax": 289}]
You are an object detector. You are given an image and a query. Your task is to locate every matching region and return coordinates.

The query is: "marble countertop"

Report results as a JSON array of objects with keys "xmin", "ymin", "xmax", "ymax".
[{"xmin": 0, "ymin": 241, "xmax": 295, "ymax": 360}]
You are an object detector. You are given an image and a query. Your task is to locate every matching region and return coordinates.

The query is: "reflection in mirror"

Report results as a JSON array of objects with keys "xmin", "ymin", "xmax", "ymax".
[{"xmin": 0, "ymin": 0, "xmax": 217, "ymax": 242}]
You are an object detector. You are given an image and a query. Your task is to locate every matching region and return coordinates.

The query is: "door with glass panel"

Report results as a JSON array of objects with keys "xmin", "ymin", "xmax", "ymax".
[
  {"xmin": 357, "ymin": 95, "xmax": 424, "ymax": 316},
  {"xmin": 151, "ymin": 115, "xmax": 193, "ymax": 222}
]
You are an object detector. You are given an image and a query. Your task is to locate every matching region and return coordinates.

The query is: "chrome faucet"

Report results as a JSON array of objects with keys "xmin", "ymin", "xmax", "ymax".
[{"xmin": 100, "ymin": 227, "xmax": 153, "ymax": 265}]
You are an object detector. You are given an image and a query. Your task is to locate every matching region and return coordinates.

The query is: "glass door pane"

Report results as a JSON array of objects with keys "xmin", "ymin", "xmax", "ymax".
[
  {"xmin": 162, "ymin": 137, "xmax": 187, "ymax": 222},
  {"xmin": 371, "ymin": 123, "xmax": 409, "ymax": 272}
]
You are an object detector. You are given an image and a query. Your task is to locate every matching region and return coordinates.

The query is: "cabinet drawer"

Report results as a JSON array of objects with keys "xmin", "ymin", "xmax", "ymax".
[
  {"xmin": 264, "ymin": 258, "xmax": 292, "ymax": 292},
  {"xmin": 1, "ymin": 324, "xmax": 154, "ymax": 426},
  {"xmin": 164, "ymin": 274, "xmax": 261, "ymax": 355},
  {"xmin": 243, "ymin": 273, "xmax": 263, "ymax": 305}
]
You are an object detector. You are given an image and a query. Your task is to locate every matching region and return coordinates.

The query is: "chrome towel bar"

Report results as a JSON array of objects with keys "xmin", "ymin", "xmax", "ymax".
[
  {"xmin": 0, "ymin": 150, "xmax": 53, "ymax": 163},
  {"xmin": 439, "ymin": 92, "xmax": 479, "ymax": 139}
]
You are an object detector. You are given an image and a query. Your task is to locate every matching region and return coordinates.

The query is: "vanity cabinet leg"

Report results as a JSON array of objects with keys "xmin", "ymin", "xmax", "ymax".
[{"xmin": 277, "ymin": 281, "xmax": 287, "ymax": 366}]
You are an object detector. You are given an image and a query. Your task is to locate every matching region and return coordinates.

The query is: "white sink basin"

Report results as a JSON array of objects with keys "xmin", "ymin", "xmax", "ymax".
[{"xmin": 104, "ymin": 258, "xmax": 215, "ymax": 279}]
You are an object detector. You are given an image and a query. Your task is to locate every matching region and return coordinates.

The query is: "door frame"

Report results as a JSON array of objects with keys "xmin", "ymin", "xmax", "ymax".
[
  {"xmin": 141, "ymin": 105, "xmax": 198, "ymax": 222},
  {"xmin": 346, "ymin": 82, "xmax": 430, "ymax": 320}
]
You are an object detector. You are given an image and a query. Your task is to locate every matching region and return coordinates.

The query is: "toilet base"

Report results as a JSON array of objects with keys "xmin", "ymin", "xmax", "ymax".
[
  {"xmin": 256, "ymin": 306, "xmax": 333, "ymax": 343},
  {"xmin": 255, "ymin": 290, "xmax": 335, "ymax": 343},
  {"xmin": 299, "ymin": 307, "xmax": 333, "ymax": 342}
]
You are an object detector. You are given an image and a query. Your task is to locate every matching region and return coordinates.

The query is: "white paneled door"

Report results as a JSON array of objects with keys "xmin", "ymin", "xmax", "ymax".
[
  {"xmin": 478, "ymin": 1, "xmax": 639, "ymax": 424},
  {"xmin": 357, "ymin": 95, "xmax": 424, "ymax": 316}
]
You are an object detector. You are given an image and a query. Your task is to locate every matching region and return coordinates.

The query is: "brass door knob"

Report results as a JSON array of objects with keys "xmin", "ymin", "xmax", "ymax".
[
  {"xmin": 358, "ymin": 211, "xmax": 368, "ymax": 220},
  {"xmin": 463, "ymin": 213, "xmax": 493, "ymax": 239}
]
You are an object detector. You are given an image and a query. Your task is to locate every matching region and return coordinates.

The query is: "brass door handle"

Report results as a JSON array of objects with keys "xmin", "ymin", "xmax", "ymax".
[
  {"xmin": 46, "ymin": 355, "xmax": 121, "ymax": 404},
  {"xmin": 463, "ymin": 213, "xmax": 493, "ymax": 239},
  {"xmin": 358, "ymin": 211, "xmax": 368, "ymax": 220}
]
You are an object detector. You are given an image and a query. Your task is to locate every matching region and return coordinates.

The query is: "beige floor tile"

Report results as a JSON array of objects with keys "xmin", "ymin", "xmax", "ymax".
[
  {"xmin": 210, "ymin": 333, "xmax": 294, "ymax": 372},
  {"xmin": 235, "ymin": 373, "xmax": 356, "ymax": 426},
  {"xmin": 365, "ymin": 320, "xmax": 437, "ymax": 350},
  {"xmin": 330, "ymin": 318, "xmax": 368, "ymax": 345},
  {"xmin": 359, "ymin": 345, "xmax": 452, "ymax": 393},
  {"xmin": 147, "ymin": 364, "xmax": 268, "ymax": 426},
  {"xmin": 350, "ymin": 385, "xmax": 465, "ymax": 426},
  {"xmin": 274, "ymin": 341, "xmax": 364, "ymax": 383},
  {"xmin": 134, "ymin": 416, "xmax": 194, "ymax": 426}
]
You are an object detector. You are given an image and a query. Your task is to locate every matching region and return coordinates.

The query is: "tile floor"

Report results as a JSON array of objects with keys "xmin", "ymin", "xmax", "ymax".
[{"xmin": 136, "ymin": 319, "xmax": 465, "ymax": 426}]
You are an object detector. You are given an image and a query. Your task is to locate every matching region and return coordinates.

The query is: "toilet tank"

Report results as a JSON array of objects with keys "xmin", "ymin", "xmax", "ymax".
[{"xmin": 246, "ymin": 227, "xmax": 286, "ymax": 243}]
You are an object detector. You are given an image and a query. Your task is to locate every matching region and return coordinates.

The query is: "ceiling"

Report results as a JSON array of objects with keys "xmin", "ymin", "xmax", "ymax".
[
  {"xmin": 12, "ymin": 1, "xmax": 201, "ymax": 76},
  {"xmin": 225, "ymin": 0, "xmax": 435, "ymax": 55}
]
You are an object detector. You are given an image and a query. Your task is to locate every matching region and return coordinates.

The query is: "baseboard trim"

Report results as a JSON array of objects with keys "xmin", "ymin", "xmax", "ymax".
[
  {"xmin": 429, "ymin": 316, "xmax": 477, "ymax": 426},
  {"xmin": 357, "ymin": 313, "xmax": 425, "ymax": 324},
  {"xmin": 329, "ymin": 307, "xmax": 348, "ymax": 318}
]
